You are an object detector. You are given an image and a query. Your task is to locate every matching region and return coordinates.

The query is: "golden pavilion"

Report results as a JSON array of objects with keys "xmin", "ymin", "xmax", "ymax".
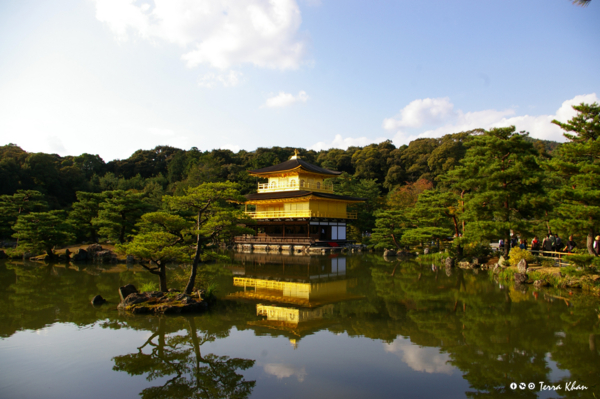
[{"xmin": 235, "ymin": 150, "xmax": 365, "ymax": 250}]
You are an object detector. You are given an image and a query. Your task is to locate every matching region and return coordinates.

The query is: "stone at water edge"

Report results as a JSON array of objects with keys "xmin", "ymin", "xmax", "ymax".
[
  {"xmin": 91, "ymin": 295, "xmax": 107, "ymax": 305},
  {"xmin": 534, "ymin": 280, "xmax": 549, "ymax": 288},
  {"xmin": 121, "ymin": 293, "xmax": 151, "ymax": 307},
  {"xmin": 517, "ymin": 259, "xmax": 528, "ymax": 273},
  {"xmin": 498, "ymin": 255, "xmax": 506, "ymax": 266},
  {"xmin": 119, "ymin": 284, "xmax": 139, "ymax": 303},
  {"xmin": 383, "ymin": 249, "xmax": 397, "ymax": 257},
  {"xmin": 514, "ymin": 273, "xmax": 529, "ymax": 284},
  {"xmin": 445, "ymin": 257, "xmax": 454, "ymax": 268},
  {"xmin": 72, "ymin": 249, "xmax": 88, "ymax": 261},
  {"xmin": 458, "ymin": 261, "xmax": 472, "ymax": 269}
]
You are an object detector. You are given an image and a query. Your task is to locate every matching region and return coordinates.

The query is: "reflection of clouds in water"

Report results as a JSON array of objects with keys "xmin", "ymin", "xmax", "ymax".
[
  {"xmin": 545, "ymin": 352, "xmax": 570, "ymax": 382},
  {"xmin": 264, "ymin": 363, "xmax": 307, "ymax": 382},
  {"xmin": 384, "ymin": 338, "xmax": 454, "ymax": 375}
]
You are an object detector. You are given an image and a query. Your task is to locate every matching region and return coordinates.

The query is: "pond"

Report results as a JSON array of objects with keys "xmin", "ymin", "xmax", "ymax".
[{"xmin": 0, "ymin": 253, "xmax": 599, "ymax": 399}]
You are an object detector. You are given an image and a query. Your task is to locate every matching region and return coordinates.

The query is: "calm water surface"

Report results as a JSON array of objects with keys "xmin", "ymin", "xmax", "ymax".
[{"xmin": 0, "ymin": 253, "xmax": 599, "ymax": 398}]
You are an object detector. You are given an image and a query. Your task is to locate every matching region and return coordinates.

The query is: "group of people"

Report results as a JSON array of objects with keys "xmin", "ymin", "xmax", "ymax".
[{"xmin": 499, "ymin": 233, "xmax": 581, "ymax": 256}]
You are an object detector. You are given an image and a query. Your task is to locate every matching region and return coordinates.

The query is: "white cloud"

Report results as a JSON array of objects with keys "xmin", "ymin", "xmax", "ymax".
[
  {"xmin": 383, "ymin": 97, "xmax": 456, "ymax": 130},
  {"xmin": 46, "ymin": 136, "xmax": 67, "ymax": 154},
  {"xmin": 198, "ymin": 70, "xmax": 243, "ymax": 88},
  {"xmin": 310, "ymin": 133, "xmax": 387, "ymax": 151},
  {"xmin": 264, "ymin": 363, "xmax": 307, "ymax": 382},
  {"xmin": 384, "ymin": 93, "xmax": 599, "ymax": 146},
  {"xmin": 221, "ymin": 143, "xmax": 241, "ymax": 152},
  {"xmin": 263, "ymin": 90, "xmax": 309, "ymax": 108},
  {"xmin": 93, "ymin": 0, "xmax": 307, "ymax": 70},
  {"xmin": 384, "ymin": 338, "xmax": 455, "ymax": 375}
]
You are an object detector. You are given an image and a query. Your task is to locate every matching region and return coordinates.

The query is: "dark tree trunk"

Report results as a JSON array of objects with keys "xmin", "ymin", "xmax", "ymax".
[
  {"xmin": 159, "ymin": 265, "xmax": 167, "ymax": 292},
  {"xmin": 587, "ymin": 225, "xmax": 597, "ymax": 256},
  {"xmin": 185, "ymin": 212, "xmax": 203, "ymax": 295},
  {"xmin": 504, "ymin": 230, "xmax": 510, "ymax": 258}
]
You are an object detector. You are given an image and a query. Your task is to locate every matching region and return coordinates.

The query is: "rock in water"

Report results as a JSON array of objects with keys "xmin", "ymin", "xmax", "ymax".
[
  {"xmin": 517, "ymin": 259, "xmax": 528, "ymax": 273},
  {"xmin": 119, "ymin": 284, "xmax": 138, "ymax": 303},
  {"xmin": 91, "ymin": 295, "xmax": 107, "ymax": 305},
  {"xmin": 533, "ymin": 280, "xmax": 549, "ymax": 288},
  {"xmin": 383, "ymin": 249, "xmax": 397, "ymax": 257},
  {"xmin": 72, "ymin": 249, "xmax": 88, "ymax": 261},
  {"xmin": 445, "ymin": 257, "xmax": 454, "ymax": 268},
  {"xmin": 514, "ymin": 273, "xmax": 529, "ymax": 284},
  {"xmin": 121, "ymin": 293, "xmax": 150, "ymax": 307}
]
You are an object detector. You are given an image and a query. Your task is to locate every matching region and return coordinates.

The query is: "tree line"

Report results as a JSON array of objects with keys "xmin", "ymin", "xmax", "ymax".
[
  {"xmin": 371, "ymin": 102, "xmax": 600, "ymax": 264},
  {"xmin": 1, "ymin": 102, "xmax": 597, "ymax": 274}
]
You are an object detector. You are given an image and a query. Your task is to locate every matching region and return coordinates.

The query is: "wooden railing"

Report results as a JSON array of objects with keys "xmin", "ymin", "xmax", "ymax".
[
  {"xmin": 234, "ymin": 235, "xmax": 315, "ymax": 244},
  {"xmin": 257, "ymin": 181, "xmax": 334, "ymax": 193},
  {"xmin": 244, "ymin": 210, "xmax": 357, "ymax": 219}
]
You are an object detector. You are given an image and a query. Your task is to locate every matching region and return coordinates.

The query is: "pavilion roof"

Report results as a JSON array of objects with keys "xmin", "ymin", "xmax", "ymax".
[
  {"xmin": 248, "ymin": 158, "xmax": 342, "ymax": 176},
  {"xmin": 244, "ymin": 190, "xmax": 365, "ymax": 202}
]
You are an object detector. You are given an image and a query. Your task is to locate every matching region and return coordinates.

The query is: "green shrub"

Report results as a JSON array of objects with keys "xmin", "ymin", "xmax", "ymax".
[
  {"xmin": 508, "ymin": 247, "xmax": 535, "ymax": 267},
  {"xmin": 463, "ymin": 242, "xmax": 492, "ymax": 258},
  {"xmin": 138, "ymin": 281, "xmax": 158, "ymax": 292}
]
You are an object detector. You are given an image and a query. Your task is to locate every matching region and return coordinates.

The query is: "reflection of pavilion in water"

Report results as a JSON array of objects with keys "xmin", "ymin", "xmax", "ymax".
[{"xmin": 225, "ymin": 253, "xmax": 363, "ymax": 347}]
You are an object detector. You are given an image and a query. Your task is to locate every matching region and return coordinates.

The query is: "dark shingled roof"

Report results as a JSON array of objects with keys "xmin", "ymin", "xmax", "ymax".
[
  {"xmin": 245, "ymin": 190, "xmax": 365, "ymax": 202},
  {"xmin": 248, "ymin": 159, "xmax": 342, "ymax": 176}
]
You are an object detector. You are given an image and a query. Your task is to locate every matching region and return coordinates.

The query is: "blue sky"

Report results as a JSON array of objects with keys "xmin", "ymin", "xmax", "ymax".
[{"xmin": 0, "ymin": 0, "xmax": 598, "ymax": 161}]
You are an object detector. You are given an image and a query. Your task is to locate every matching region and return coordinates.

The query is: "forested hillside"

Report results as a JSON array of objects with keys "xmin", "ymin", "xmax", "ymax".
[
  {"xmin": 0, "ymin": 129, "xmax": 557, "ymax": 209},
  {"xmin": 4, "ymin": 104, "xmax": 599, "ymax": 265}
]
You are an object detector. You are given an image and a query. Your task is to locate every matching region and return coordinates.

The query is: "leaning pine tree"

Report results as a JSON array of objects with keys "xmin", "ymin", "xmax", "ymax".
[
  {"xmin": 446, "ymin": 127, "xmax": 549, "ymax": 258},
  {"xmin": 548, "ymin": 102, "xmax": 600, "ymax": 256}
]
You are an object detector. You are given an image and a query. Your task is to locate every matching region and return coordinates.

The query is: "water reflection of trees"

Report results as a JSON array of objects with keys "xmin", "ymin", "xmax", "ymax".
[
  {"xmin": 358, "ymin": 257, "xmax": 600, "ymax": 398},
  {"xmin": 112, "ymin": 316, "xmax": 256, "ymax": 399},
  {"xmin": 2, "ymin": 255, "xmax": 599, "ymax": 398}
]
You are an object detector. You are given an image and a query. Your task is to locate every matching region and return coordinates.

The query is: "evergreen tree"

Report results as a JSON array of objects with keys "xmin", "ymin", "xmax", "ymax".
[
  {"xmin": 371, "ymin": 210, "xmax": 409, "ymax": 249},
  {"xmin": 548, "ymin": 102, "xmax": 600, "ymax": 256},
  {"xmin": 402, "ymin": 189, "xmax": 460, "ymax": 254},
  {"xmin": 119, "ymin": 212, "xmax": 192, "ymax": 292},
  {"xmin": 68, "ymin": 192, "xmax": 104, "ymax": 242},
  {"xmin": 446, "ymin": 127, "xmax": 548, "ymax": 257},
  {"xmin": 93, "ymin": 190, "xmax": 151, "ymax": 244},
  {"xmin": 0, "ymin": 190, "xmax": 48, "ymax": 239},
  {"xmin": 163, "ymin": 182, "xmax": 252, "ymax": 294},
  {"xmin": 12, "ymin": 211, "xmax": 75, "ymax": 258}
]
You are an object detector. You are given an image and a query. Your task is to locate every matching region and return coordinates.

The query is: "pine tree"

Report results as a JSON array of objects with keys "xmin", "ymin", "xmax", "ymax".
[
  {"xmin": 0, "ymin": 190, "xmax": 47, "ymax": 239},
  {"xmin": 163, "ymin": 182, "xmax": 252, "ymax": 294},
  {"xmin": 446, "ymin": 127, "xmax": 548, "ymax": 257},
  {"xmin": 67, "ymin": 192, "xmax": 104, "ymax": 242},
  {"xmin": 402, "ymin": 189, "xmax": 460, "ymax": 254},
  {"xmin": 92, "ymin": 190, "xmax": 151, "ymax": 244},
  {"xmin": 548, "ymin": 102, "xmax": 600, "ymax": 256},
  {"xmin": 12, "ymin": 211, "xmax": 75, "ymax": 258}
]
